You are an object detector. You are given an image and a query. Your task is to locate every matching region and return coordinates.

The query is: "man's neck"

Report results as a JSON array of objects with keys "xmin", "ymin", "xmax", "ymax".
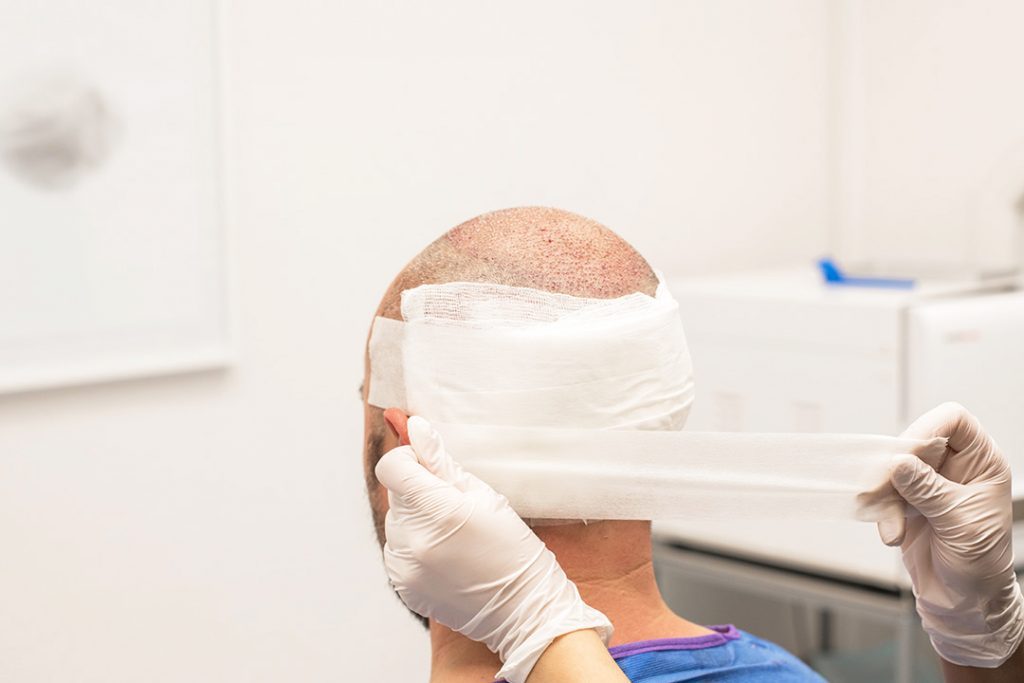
[{"xmin": 429, "ymin": 521, "xmax": 710, "ymax": 682}]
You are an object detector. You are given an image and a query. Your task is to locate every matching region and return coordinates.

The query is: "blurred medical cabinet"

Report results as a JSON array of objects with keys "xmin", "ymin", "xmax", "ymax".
[{"xmin": 653, "ymin": 266, "xmax": 1024, "ymax": 682}]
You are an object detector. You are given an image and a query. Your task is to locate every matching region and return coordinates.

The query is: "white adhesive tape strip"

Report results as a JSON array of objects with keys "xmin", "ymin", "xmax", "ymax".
[
  {"xmin": 367, "ymin": 316, "xmax": 406, "ymax": 409},
  {"xmin": 435, "ymin": 423, "xmax": 947, "ymax": 522}
]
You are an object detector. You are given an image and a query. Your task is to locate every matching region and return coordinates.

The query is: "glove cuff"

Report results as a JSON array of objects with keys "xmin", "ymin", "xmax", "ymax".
[
  {"xmin": 493, "ymin": 600, "xmax": 612, "ymax": 683},
  {"xmin": 927, "ymin": 581, "xmax": 1024, "ymax": 668}
]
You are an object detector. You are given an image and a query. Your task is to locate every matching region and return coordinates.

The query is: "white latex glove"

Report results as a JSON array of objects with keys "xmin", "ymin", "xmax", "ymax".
[
  {"xmin": 879, "ymin": 403, "xmax": 1024, "ymax": 667},
  {"xmin": 375, "ymin": 416, "xmax": 613, "ymax": 683}
]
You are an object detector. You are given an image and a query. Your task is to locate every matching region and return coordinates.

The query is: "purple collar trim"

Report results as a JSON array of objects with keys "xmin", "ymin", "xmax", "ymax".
[
  {"xmin": 493, "ymin": 625, "xmax": 740, "ymax": 683},
  {"xmin": 606, "ymin": 625, "xmax": 740, "ymax": 658}
]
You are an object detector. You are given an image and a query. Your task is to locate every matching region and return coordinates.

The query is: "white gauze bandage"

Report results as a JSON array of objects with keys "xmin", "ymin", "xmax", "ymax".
[{"xmin": 368, "ymin": 276, "xmax": 944, "ymax": 522}]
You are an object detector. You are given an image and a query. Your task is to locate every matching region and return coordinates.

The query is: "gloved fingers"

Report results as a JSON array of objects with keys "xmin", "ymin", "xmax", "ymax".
[
  {"xmin": 899, "ymin": 405, "xmax": 954, "ymax": 479},
  {"xmin": 902, "ymin": 403, "xmax": 1008, "ymax": 484},
  {"xmin": 900, "ymin": 401, "xmax": 999, "ymax": 460},
  {"xmin": 890, "ymin": 453, "xmax": 961, "ymax": 520},
  {"xmin": 406, "ymin": 416, "xmax": 486, "ymax": 494},
  {"xmin": 405, "ymin": 418, "xmax": 519, "ymax": 521},
  {"xmin": 375, "ymin": 445, "xmax": 463, "ymax": 512},
  {"xmin": 375, "ymin": 445, "xmax": 421, "ymax": 494},
  {"xmin": 877, "ymin": 515, "xmax": 906, "ymax": 547},
  {"xmin": 908, "ymin": 437, "xmax": 948, "ymax": 470},
  {"xmin": 856, "ymin": 475, "xmax": 903, "ymax": 519},
  {"xmin": 407, "ymin": 416, "xmax": 449, "ymax": 475},
  {"xmin": 900, "ymin": 402, "xmax": 963, "ymax": 441}
]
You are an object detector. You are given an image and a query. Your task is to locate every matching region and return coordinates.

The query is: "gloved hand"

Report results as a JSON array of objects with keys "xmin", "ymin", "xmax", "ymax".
[
  {"xmin": 878, "ymin": 402, "xmax": 1024, "ymax": 667},
  {"xmin": 375, "ymin": 416, "xmax": 613, "ymax": 683}
]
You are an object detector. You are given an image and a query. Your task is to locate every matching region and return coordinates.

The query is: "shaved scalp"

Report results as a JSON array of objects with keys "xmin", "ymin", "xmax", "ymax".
[{"xmin": 374, "ymin": 206, "xmax": 658, "ymax": 320}]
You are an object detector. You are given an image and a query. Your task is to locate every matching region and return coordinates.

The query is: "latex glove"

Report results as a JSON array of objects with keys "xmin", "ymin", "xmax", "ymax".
[
  {"xmin": 375, "ymin": 416, "xmax": 612, "ymax": 683},
  {"xmin": 879, "ymin": 403, "xmax": 1024, "ymax": 667}
]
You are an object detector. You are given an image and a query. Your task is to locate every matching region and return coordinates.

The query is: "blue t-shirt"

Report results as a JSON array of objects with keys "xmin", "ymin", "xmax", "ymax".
[
  {"xmin": 609, "ymin": 625, "xmax": 825, "ymax": 682},
  {"xmin": 499, "ymin": 625, "xmax": 825, "ymax": 683}
]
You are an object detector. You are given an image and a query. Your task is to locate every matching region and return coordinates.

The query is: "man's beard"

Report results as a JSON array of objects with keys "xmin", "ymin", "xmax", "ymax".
[
  {"xmin": 364, "ymin": 428, "xmax": 388, "ymax": 548},
  {"xmin": 364, "ymin": 427, "xmax": 429, "ymax": 629}
]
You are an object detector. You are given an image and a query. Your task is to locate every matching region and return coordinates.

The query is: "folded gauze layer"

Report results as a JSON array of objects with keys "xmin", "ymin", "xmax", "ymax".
[
  {"xmin": 369, "ymin": 274, "xmax": 694, "ymax": 430},
  {"xmin": 367, "ymin": 273, "xmax": 943, "ymax": 523}
]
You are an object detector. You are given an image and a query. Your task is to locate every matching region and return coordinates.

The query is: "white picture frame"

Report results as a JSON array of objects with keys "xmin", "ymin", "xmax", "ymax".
[{"xmin": 0, "ymin": 0, "xmax": 229, "ymax": 394}]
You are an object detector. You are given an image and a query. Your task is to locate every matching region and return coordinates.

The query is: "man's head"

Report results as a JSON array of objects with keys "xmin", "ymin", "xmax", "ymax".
[{"xmin": 362, "ymin": 206, "xmax": 658, "ymax": 548}]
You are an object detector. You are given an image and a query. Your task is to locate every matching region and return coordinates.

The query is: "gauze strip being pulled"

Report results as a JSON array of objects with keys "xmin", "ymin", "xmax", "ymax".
[
  {"xmin": 434, "ymin": 423, "xmax": 947, "ymax": 522},
  {"xmin": 367, "ymin": 273, "xmax": 940, "ymax": 523}
]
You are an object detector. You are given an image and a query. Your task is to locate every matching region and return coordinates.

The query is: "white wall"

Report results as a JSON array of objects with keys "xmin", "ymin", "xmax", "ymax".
[
  {"xmin": 0, "ymin": 2, "xmax": 832, "ymax": 681},
  {"xmin": 838, "ymin": 0, "xmax": 1024, "ymax": 272}
]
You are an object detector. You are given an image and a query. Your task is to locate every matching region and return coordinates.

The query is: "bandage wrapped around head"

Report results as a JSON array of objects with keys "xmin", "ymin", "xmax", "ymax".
[
  {"xmin": 368, "ymin": 274, "xmax": 945, "ymax": 522},
  {"xmin": 370, "ymin": 275, "xmax": 692, "ymax": 430}
]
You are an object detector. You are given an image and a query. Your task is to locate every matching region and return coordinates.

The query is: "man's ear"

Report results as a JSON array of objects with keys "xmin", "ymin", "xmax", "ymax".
[{"xmin": 383, "ymin": 408, "xmax": 411, "ymax": 446}]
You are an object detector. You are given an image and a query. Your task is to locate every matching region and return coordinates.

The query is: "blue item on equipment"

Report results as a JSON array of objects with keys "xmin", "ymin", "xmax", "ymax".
[{"xmin": 818, "ymin": 258, "xmax": 915, "ymax": 289}]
